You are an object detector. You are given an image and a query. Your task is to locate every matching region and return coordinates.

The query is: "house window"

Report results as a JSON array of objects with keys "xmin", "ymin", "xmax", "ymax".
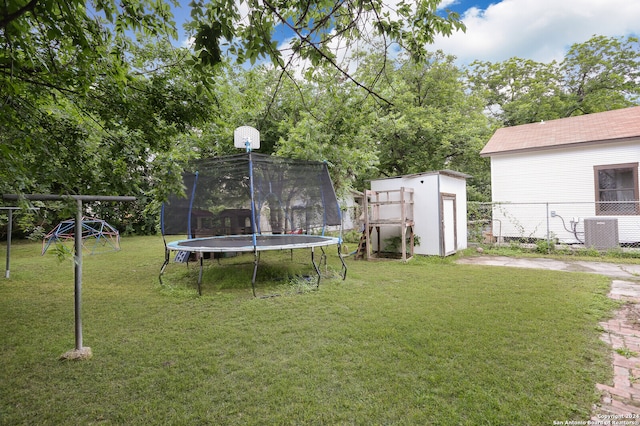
[{"xmin": 594, "ymin": 163, "xmax": 639, "ymax": 215}]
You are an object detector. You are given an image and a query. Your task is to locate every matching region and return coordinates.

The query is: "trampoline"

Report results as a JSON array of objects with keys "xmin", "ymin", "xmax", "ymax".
[
  {"xmin": 160, "ymin": 151, "xmax": 347, "ymax": 296},
  {"xmin": 166, "ymin": 234, "xmax": 343, "ymax": 295},
  {"xmin": 167, "ymin": 234, "xmax": 341, "ymax": 253}
]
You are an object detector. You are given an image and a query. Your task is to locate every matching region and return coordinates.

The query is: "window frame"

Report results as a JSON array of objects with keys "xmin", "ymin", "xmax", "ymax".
[{"xmin": 593, "ymin": 162, "xmax": 639, "ymax": 216}]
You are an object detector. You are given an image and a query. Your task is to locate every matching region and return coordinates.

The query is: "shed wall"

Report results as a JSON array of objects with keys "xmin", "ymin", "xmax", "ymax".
[
  {"xmin": 403, "ymin": 175, "xmax": 440, "ymax": 256},
  {"xmin": 437, "ymin": 175, "xmax": 468, "ymax": 251},
  {"xmin": 370, "ymin": 173, "xmax": 468, "ymax": 255}
]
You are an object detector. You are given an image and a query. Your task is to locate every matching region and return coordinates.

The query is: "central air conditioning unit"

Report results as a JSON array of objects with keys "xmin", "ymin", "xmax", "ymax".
[{"xmin": 583, "ymin": 218, "xmax": 619, "ymax": 249}]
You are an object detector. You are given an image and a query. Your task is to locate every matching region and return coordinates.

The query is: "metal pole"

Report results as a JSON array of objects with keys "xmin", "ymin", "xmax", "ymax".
[
  {"xmin": 5, "ymin": 209, "xmax": 12, "ymax": 278},
  {"xmin": 1, "ymin": 194, "xmax": 134, "ymax": 360},
  {"xmin": 546, "ymin": 202, "xmax": 551, "ymax": 254},
  {"xmin": 3, "ymin": 194, "xmax": 136, "ymax": 202},
  {"xmin": 74, "ymin": 199, "xmax": 83, "ymax": 350},
  {"xmin": 3, "ymin": 207, "xmax": 40, "ymax": 279},
  {"xmin": 247, "ymin": 146, "xmax": 258, "ymax": 247}
]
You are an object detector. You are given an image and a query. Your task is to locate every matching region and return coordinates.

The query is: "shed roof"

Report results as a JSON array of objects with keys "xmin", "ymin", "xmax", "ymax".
[
  {"xmin": 480, "ymin": 106, "xmax": 640, "ymax": 157},
  {"xmin": 371, "ymin": 169, "xmax": 472, "ymax": 181}
]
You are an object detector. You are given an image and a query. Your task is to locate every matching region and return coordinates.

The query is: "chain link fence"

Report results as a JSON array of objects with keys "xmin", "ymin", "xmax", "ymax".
[{"xmin": 468, "ymin": 201, "xmax": 640, "ymax": 252}]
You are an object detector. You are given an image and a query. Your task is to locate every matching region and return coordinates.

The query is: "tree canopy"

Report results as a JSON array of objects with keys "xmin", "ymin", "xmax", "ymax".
[
  {"xmin": 1, "ymin": 0, "xmax": 465, "ymax": 103},
  {"xmin": 186, "ymin": 0, "xmax": 465, "ymax": 99},
  {"xmin": 1, "ymin": 0, "xmax": 638, "ymax": 235},
  {"xmin": 0, "ymin": 0, "xmax": 468, "ymax": 233},
  {"xmin": 468, "ymin": 35, "xmax": 640, "ymax": 126}
]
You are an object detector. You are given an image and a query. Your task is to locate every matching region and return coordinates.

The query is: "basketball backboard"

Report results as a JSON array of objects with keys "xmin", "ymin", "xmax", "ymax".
[{"xmin": 234, "ymin": 126, "xmax": 260, "ymax": 150}]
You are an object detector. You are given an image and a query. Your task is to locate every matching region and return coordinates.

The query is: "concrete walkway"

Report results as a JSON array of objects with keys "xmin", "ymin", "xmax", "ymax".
[
  {"xmin": 456, "ymin": 255, "xmax": 640, "ymax": 280},
  {"xmin": 457, "ymin": 256, "xmax": 640, "ymax": 420}
]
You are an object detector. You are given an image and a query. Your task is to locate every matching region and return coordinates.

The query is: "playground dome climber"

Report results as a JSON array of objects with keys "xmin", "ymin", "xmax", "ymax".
[{"xmin": 42, "ymin": 216, "xmax": 120, "ymax": 255}]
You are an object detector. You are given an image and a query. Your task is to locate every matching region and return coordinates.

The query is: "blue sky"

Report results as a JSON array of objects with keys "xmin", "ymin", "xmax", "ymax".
[
  {"xmin": 171, "ymin": 0, "xmax": 640, "ymax": 66},
  {"xmin": 440, "ymin": 0, "xmax": 494, "ymax": 15},
  {"xmin": 430, "ymin": 0, "xmax": 640, "ymax": 64}
]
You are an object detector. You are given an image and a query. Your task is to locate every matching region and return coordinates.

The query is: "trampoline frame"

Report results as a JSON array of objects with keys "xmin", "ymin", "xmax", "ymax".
[{"xmin": 160, "ymin": 234, "xmax": 347, "ymax": 296}]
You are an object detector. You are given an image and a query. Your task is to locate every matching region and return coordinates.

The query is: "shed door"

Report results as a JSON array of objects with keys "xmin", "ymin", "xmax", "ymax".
[{"xmin": 441, "ymin": 194, "xmax": 457, "ymax": 256}]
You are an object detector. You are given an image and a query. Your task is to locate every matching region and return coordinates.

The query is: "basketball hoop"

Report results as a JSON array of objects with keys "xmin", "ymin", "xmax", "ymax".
[{"xmin": 234, "ymin": 126, "xmax": 260, "ymax": 151}]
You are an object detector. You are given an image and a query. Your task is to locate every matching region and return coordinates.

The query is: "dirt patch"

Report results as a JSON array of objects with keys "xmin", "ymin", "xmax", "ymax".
[{"xmin": 625, "ymin": 304, "xmax": 640, "ymax": 328}]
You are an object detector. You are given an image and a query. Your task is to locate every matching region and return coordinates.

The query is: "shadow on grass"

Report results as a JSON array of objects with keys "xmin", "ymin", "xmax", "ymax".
[{"xmin": 159, "ymin": 250, "xmax": 344, "ymax": 298}]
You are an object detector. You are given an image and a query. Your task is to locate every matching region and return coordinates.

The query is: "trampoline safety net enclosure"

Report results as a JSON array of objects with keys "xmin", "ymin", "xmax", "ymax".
[{"xmin": 160, "ymin": 153, "xmax": 347, "ymax": 295}]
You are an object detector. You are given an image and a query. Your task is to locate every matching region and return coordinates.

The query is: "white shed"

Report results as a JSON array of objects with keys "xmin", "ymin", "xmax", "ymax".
[{"xmin": 367, "ymin": 170, "xmax": 470, "ymax": 257}]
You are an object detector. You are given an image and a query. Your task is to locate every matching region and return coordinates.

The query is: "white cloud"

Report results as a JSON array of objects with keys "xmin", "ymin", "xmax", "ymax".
[
  {"xmin": 430, "ymin": 0, "xmax": 640, "ymax": 65},
  {"xmin": 181, "ymin": 36, "xmax": 195, "ymax": 49},
  {"xmin": 436, "ymin": 0, "xmax": 459, "ymax": 10}
]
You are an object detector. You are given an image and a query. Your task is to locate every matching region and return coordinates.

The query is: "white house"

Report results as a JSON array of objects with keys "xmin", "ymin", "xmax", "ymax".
[
  {"xmin": 338, "ymin": 189, "xmax": 363, "ymax": 232},
  {"xmin": 368, "ymin": 170, "xmax": 470, "ymax": 256},
  {"xmin": 480, "ymin": 106, "xmax": 640, "ymax": 248}
]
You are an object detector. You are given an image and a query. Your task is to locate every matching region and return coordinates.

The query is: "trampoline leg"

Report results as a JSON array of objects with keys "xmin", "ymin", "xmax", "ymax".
[
  {"xmin": 197, "ymin": 254, "xmax": 203, "ymax": 296},
  {"xmin": 251, "ymin": 251, "xmax": 259, "ymax": 297},
  {"xmin": 159, "ymin": 249, "xmax": 170, "ymax": 285},
  {"xmin": 338, "ymin": 244, "xmax": 347, "ymax": 280},
  {"xmin": 311, "ymin": 247, "xmax": 321, "ymax": 288},
  {"xmin": 320, "ymin": 247, "xmax": 327, "ymax": 268}
]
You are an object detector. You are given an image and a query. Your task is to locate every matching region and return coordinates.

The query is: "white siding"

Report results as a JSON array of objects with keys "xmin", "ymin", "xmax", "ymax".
[
  {"xmin": 490, "ymin": 139, "xmax": 640, "ymax": 243},
  {"xmin": 337, "ymin": 193, "xmax": 359, "ymax": 231},
  {"xmin": 439, "ymin": 175, "xmax": 468, "ymax": 251},
  {"xmin": 405, "ymin": 175, "xmax": 440, "ymax": 256}
]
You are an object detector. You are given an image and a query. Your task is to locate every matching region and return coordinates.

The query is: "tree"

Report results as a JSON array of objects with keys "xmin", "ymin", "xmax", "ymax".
[
  {"xmin": 562, "ymin": 35, "xmax": 640, "ymax": 116},
  {"xmin": 467, "ymin": 58, "xmax": 566, "ymax": 126},
  {"xmin": 1, "ymin": 0, "xmax": 176, "ymax": 104},
  {"xmin": 186, "ymin": 0, "xmax": 465, "ymax": 103},
  {"xmin": 360, "ymin": 51, "xmax": 492, "ymax": 199},
  {"xmin": 468, "ymin": 35, "xmax": 640, "ymax": 126},
  {"xmin": 184, "ymin": 63, "xmax": 283, "ymax": 158},
  {"xmin": 1, "ymin": 0, "xmax": 465, "ymax": 106},
  {"xmin": 81, "ymin": 39, "xmax": 214, "ymax": 233},
  {"xmin": 1, "ymin": 0, "xmax": 179, "ymax": 196},
  {"xmin": 0, "ymin": 35, "xmax": 214, "ymax": 233},
  {"xmin": 1, "ymin": 0, "xmax": 466, "ymax": 199},
  {"xmin": 257, "ymin": 49, "xmax": 493, "ymax": 199},
  {"xmin": 269, "ymin": 66, "xmax": 380, "ymax": 195}
]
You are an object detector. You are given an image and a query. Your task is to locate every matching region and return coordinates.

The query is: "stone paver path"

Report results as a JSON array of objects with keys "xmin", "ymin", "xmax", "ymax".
[{"xmin": 593, "ymin": 280, "xmax": 640, "ymax": 421}]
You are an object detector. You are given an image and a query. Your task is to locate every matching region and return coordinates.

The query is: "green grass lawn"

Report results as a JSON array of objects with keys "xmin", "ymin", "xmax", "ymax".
[{"xmin": 0, "ymin": 235, "xmax": 617, "ymax": 425}]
